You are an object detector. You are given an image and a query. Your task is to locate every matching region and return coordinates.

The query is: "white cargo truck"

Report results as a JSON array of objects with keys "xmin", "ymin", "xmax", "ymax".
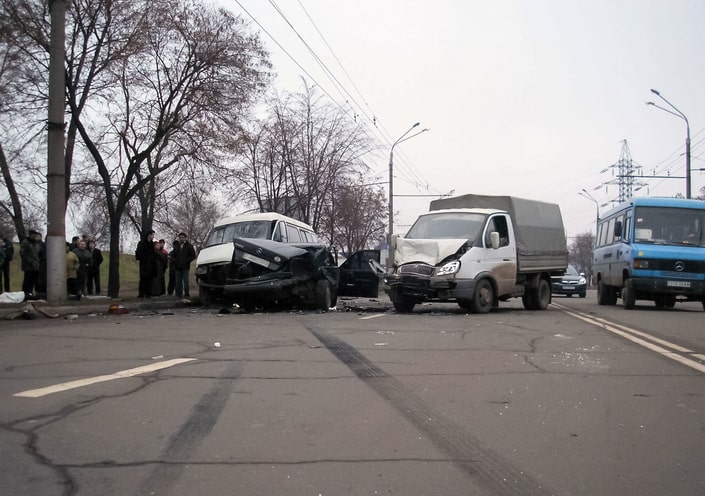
[{"xmin": 385, "ymin": 194, "xmax": 568, "ymax": 313}]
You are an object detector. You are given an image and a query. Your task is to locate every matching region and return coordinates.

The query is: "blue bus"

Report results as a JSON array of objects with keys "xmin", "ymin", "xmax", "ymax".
[{"xmin": 592, "ymin": 197, "xmax": 705, "ymax": 310}]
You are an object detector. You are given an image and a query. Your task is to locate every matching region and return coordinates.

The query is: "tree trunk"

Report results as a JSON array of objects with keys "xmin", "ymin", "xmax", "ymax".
[{"xmin": 107, "ymin": 213, "xmax": 122, "ymax": 297}]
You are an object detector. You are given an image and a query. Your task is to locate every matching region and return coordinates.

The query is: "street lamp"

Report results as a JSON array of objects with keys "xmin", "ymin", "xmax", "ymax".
[
  {"xmin": 647, "ymin": 88, "xmax": 691, "ymax": 199},
  {"xmin": 388, "ymin": 122, "xmax": 428, "ymax": 268},
  {"xmin": 579, "ymin": 189, "xmax": 600, "ymax": 226}
]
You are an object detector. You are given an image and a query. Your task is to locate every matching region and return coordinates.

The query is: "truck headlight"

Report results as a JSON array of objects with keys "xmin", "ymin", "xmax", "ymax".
[{"xmin": 437, "ymin": 260, "xmax": 460, "ymax": 276}]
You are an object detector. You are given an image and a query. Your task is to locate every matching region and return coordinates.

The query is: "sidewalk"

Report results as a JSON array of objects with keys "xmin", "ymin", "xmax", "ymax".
[
  {"xmin": 0, "ymin": 292, "xmax": 196, "ymax": 321},
  {"xmin": 0, "ymin": 291, "xmax": 393, "ymax": 321}
]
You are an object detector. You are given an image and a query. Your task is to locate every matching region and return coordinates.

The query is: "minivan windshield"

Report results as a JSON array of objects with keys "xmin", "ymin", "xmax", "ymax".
[
  {"xmin": 633, "ymin": 207, "xmax": 705, "ymax": 247},
  {"xmin": 405, "ymin": 212, "xmax": 486, "ymax": 240},
  {"xmin": 205, "ymin": 221, "xmax": 273, "ymax": 247}
]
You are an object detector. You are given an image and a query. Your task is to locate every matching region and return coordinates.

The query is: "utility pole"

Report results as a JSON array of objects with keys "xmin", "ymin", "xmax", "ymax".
[{"xmin": 46, "ymin": 0, "xmax": 67, "ymax": 304}]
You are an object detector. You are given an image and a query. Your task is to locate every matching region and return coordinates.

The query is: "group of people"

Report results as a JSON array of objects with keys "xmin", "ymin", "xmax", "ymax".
[
  {"xmin": 5, "ymin": 228, "xmax": 196, "ymax": 300},
  {"xmin": 136, "ymin": 230, "xmax": 197, "ymax": 299},
  {"xmin": 65, "ymin": 235, "xmax": 104, "ymax": 299},
  {"xmin": 10, "ymin": 230, "xmax": 104, "ymax": 299}
]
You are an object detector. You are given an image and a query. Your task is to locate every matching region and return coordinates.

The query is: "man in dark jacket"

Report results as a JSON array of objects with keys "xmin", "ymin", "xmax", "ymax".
[
  {"xmin": 135, "ymin": 230, "xmax": 156, "ymax": 298},
  {"xmin": 172, "ymin": 232, "xmax": 197, "ymax": 298},
  {"xmin": 20, "ymin": 229, "xmax": 42, "ymax": 297},
  {"xmin": 1, "ymin": 234, "xmax": 13, "ymax": 292}
]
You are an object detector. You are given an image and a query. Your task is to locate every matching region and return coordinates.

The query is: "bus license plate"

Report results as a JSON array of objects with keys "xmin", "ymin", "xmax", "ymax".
[{"xmin": 667, "ymin": 280, "xmax": 690, "ymax": 288}]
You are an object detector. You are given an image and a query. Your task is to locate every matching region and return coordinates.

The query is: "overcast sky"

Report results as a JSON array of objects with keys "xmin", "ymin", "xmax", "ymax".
[{"xmin": 217, "ymin": 0, "xmax": 705, "ymax": 240}]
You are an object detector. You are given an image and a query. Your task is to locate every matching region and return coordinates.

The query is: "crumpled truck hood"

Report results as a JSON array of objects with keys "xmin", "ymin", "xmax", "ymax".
[{"xmin": 394, "ymin": 238, "xmax": 468, "ymax": 266}]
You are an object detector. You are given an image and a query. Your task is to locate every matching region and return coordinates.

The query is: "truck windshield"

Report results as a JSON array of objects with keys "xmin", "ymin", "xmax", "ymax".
[
  {"xmin": 405, "ymin": 212, "xmax": 486, "ymax": 240},
  {"xmin": 205, "ymin": 221, "xmax": 274, "ymax": 247},
  {"xmin": 633, "ymin": 206, "xmax": 705, "ymax": 247}
]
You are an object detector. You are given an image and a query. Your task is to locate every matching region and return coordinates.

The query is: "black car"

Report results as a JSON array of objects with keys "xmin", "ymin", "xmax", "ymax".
[
  {"xmin": 200, "ymin": 238, "xmax": 379, "ymax": 311},
  {"xmin": 551, "ymin": 265, "xmax": 587, "ymax": 298}
]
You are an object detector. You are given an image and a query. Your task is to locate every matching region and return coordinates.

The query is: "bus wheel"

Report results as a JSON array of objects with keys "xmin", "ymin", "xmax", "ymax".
[
  {"xmin": 597, "ymin": 281, "xmax": 609, "ymax": 305},
  {"xmin": 622, "ymin": 279, "xmax": 635, "ymax": 309}
]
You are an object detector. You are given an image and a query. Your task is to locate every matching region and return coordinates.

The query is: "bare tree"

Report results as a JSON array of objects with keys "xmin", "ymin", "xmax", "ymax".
[
  {"xmin": 153, "ymin": 172, "xmax": 224, "ymax": 250},
  {"xmin": 569, "ymin": 232, "xmax": 594, "ymax": 284},
  {"xmin": 67, "ymin": 0, "xmax": 270, "ymax": 296},
  {"xmin": 331, "ymin": 178, "xmax": 387, "ymax": 254},
  {"xmin": 235, "ymin": 83, "xmax": 371, "ymax": 231},
  {"xmin": 0, "ymin": 0, "xmax": 49, "ymax": 240}
]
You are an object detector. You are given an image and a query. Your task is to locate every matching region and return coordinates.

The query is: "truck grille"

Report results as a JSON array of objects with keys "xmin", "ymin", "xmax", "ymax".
[{"xmin": 399, "ymin": 263, "xmax": 435, "ymax": 276}]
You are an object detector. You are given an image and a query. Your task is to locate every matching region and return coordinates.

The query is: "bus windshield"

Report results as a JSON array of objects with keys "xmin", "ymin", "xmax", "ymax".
[
  {"xmin": 205, "ymin": 221, "xmax": 274, "ymax": 247},
  {"xmin": 633, "ymin": 206, "xmax": 705, "ymax": 247},
  {"xmin": 405, "ymin": 212, "xmax": 486, "ymax": 240}
]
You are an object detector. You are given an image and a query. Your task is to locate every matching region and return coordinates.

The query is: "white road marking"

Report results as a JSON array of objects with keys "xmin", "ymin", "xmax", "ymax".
[
  {"xmin": 553, "ymin": 303, "xmax": 705, "ymax": 374},
  {"xmin": 360, "ymin": 313, "xmax": 386, "ymax": 320},
  {"xmin": 13, "ymin": 358, "xmax": 197, "ymax": 398}
]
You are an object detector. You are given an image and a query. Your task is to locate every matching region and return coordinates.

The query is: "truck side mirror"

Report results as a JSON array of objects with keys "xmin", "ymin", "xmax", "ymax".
[{"xmin": 490, "ymin": 231, "xmax": 500, "ymax": 249}]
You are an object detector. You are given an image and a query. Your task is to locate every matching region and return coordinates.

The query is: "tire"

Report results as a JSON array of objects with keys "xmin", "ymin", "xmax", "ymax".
[
  {"xmin": 533, "ymin": 278, "xmax": 551, "ymax": 310},
  {"xmin": 607, "ymin": 286, "xmax": 618, "ymax": 305},
  {"xmin": 622, "ymin": 279, "xmax": 635, "ymax": 309},
  {"xmin": 579, "ymin": 292, "xmax": 586, "ymax": 298},
  {"xmin": 471, "ymin": 278, "xmax": 494, "ymax": 314},
  {"xmin": 522, "ymin": 292, "xmax": 532, "ymax": 310},
  {"xmin": 599, "ymin": 281, "xmax": 618, "ymax": 306},
  {"xmin": 597, "ymin": 281, "xmax": 608, "ymax": 305},
  {"xmin": 315, "ymin": 280, "xmax": 333, "ymax": 311}
]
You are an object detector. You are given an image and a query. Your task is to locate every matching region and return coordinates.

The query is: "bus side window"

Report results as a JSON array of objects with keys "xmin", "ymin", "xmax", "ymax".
[
  {"xmin": 624, "ymin": 216, "xmax": 632, "ymax": 242},
  {"xmin": 605, "ymin": 218, "xmax": 615, "ymax": 245}
]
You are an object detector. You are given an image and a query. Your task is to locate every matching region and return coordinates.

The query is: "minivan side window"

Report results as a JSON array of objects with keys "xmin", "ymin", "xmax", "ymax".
[
  {"xmin": 286, "ymin": 223, "xmax": 302, "ymax": 242},
  {"xmin": 273, "ymin": 221, "xmax": 287, "ymax": 242}
]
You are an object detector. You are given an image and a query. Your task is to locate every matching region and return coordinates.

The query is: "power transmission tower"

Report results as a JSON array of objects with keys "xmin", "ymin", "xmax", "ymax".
[{"xmin": 606, "ymin": 140, "xmax": 646, "ymax": 202}]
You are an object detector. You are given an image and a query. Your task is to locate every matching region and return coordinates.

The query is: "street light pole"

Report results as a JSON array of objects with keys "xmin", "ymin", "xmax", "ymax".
[
  {"xmin": 388, "ymin": 122, "xmax": 427, "ymax": 268},
  {"xmin": 647, "ymin": 89, "xmax": 691, "ymax": 199},
  {"xmin": 579, "ymin": 189, "xmax": 600, "ymax": 226}
]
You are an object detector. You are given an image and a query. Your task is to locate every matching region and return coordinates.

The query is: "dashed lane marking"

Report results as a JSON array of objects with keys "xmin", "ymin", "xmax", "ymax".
[{"xmin": 13, "ymin": 358, "xmax": 197, "ymax": 398}]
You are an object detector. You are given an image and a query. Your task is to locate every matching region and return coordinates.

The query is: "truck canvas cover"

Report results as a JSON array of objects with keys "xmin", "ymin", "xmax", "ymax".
[{"xmin": 429, "ymin": 194, "xmax": 568, "ymax": 272}]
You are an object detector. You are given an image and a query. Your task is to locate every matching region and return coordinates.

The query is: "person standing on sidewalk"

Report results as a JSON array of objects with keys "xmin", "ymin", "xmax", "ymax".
[
  {"xmin": 86, "ymin": 240, "xmax": 104, "ymax": 295},
  {"xmin": 72, "ymin": 239, "xmax": 92, "ymax": 296},
  {"xmin": 1, "ymin": 234, "xmax": 13, "ymax": 292},
  {"xmin": 135, "ymin": 230, "xmax": 157, "ymax": 298},
  {"xmin": 20, "ymin": 229, "xmax": 42, "ymax": 298},
  {"xmin": 172, "ymin": 232, "xmax": 196, "ymax": 298}
]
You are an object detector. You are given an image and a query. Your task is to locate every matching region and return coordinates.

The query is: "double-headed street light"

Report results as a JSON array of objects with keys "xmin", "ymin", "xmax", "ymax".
[
  {"xmin": 647, "ymin": 88, "xmax": 691, "ymax": 199},
  {"xmin": 388, "ymin": 122, "xmax": 428, "ymax": 268},
  {"xmin": 579, "ymin": 188, "xmax": 600, "ymax": 226}
]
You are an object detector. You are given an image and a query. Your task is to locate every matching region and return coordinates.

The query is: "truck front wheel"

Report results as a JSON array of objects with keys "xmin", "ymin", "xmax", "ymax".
[{"xmin": 471, "ymin": 279, "xmax": 494, "ymax": 314}]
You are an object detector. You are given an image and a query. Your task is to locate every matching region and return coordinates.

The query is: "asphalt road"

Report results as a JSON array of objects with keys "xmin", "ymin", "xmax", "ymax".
[{"xmin": 1, "ymin": 292, "xmax": 704, "ymax": 495}]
